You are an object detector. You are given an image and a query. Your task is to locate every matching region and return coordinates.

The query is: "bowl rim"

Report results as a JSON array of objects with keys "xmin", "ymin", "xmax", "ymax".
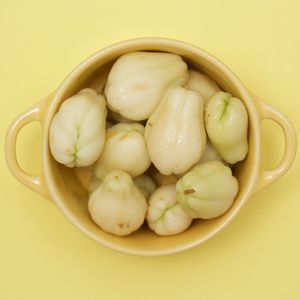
[{"xmin": 43, "ymin": 37, "xmax": 261, "ymax": 256}]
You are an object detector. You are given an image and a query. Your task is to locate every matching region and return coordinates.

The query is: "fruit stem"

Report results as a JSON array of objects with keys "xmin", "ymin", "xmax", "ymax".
[{"xmin": 184, "ymin": 189, "xmax": 195, "ymax": 195}]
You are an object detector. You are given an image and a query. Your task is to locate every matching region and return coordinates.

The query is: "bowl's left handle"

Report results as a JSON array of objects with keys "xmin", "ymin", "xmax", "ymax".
[{"xmin": 5, "ymin": 95, "xmax": 52, "ymax": 199}]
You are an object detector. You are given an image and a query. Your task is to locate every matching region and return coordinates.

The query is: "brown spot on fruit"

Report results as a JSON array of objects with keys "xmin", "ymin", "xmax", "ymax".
[{"xmin": 184, "ymin": 189, "xmax": 195, "ymax": 195}]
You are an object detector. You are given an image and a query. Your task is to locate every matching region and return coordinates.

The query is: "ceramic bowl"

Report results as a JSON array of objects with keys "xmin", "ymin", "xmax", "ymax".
[{"xmin": 5, "ymin": 38, "xmax": 297, "ymax": 256}]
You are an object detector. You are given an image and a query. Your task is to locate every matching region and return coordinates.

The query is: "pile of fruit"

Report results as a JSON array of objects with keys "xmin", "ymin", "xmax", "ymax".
[{"xmin": 50, "ymin": 51, "xmax": 248, "ymax": 236}]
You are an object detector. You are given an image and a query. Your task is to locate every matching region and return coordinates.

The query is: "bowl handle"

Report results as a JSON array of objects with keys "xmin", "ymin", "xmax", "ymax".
[
  {"xmin": 252, "ymin": 94, "xmax": 297, "ymax": 194},
  {"xmin": 5, "ymin": 95, "xmax": 52, "ymax": 199}
]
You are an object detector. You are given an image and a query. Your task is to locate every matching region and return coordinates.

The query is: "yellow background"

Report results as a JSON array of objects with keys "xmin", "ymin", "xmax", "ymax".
[{"xmin": 1, "ymin": 0, "xmax": 299, "ymax": 299}]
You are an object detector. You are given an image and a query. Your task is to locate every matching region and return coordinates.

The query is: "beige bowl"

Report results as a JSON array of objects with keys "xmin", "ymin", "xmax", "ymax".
[{"xmin": 5, "ymin": 38, "xmax": 297, "ymax": 256}]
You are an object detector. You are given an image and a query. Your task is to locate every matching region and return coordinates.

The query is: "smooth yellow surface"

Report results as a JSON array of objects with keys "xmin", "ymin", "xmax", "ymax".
[{"xmin": 1, "ymin": 0, "xmax": 299, "ymax": 299}]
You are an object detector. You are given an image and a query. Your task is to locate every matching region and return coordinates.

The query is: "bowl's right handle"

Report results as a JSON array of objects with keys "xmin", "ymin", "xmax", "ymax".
[
  {"xmin": 252, "ymin": 94, "xmax": 297, "ymax": 194},
  {"xmin": 5, "ymin": 95, "xmax": 53, "ymax": 199}
]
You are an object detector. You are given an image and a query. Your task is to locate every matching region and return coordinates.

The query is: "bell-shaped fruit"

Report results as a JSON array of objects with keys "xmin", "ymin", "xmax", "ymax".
[
  {"xmin": 50, "ymin": 88, "xmax": 107, "ymax": 167},
  {"xmin": 176, "ymin": 161, "xmax": 238, "ymax": 219},
  {"xmin": 95, "ymin": 123, "xmax": 151, "ymax": 180},
  {"xmin": 145, "ymin": 85, "xmax": 206, "ymax": 175},
  {"xmin": 147, "ymin": 185, "xmax": 192, "ymax": 236},
  {"xmin": 205, "ymin": 91, "xmax": 248, "ymax": 164},
  {"xmin": 105, "ymin": 51, "xmax": 188, "ymax": 120},
  {"xmin": 88, "ymin": 170, "xmax": 147, "ymax": 236},
  {"xmin": 187, "ymin": 69, "xmax": 220, "ymax": 104}
]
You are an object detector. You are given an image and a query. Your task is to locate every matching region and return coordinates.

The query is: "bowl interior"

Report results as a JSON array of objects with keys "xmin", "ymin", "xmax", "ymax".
[{"xmin": 45, "ymin": 40, "xmax": 258, "ymax": 255}]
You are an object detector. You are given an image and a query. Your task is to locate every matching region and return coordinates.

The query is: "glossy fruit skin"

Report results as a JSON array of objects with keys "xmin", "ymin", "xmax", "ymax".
[
  {"xmin": 176, "ymin": 161, "xmax": 238, "ymax": 219},
  {"xmin": 205, "ymin": 91, "xmax": 248, "ymax": 164},
  {"xmin": 105, "ymin": 51, "xmax": 188, "ymax": 121},
  {"xmin": 145, "ymin": 86, "xmax": 206, "ymax": 175}
]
